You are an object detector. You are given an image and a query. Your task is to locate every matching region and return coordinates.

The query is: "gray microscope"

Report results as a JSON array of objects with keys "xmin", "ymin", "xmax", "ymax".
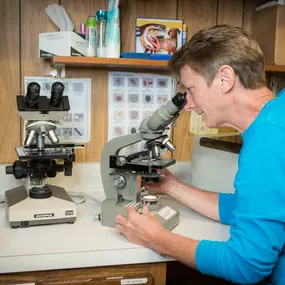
[
  {"xmin": 100, "ymin": 92, "xmax": 187, "ymax": 231},
  {"xmin": 4, "ymin": 81, "xmax": 77, "ymax": 228}
]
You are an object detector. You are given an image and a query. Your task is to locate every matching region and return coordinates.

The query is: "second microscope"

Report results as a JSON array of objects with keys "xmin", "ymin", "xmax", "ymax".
[{"xmin": 100, "ymin": 92, "xmax": 187, "ymax": 231}]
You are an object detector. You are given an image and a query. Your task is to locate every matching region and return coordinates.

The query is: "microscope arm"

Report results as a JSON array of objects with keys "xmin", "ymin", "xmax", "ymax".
[
  {"xmin": 100, "ymin": 132, "xmax": 142, "ymax": 200},
  {"xmin": 100, "ymin": 92, "xmax": 187, "ymax": 201}
]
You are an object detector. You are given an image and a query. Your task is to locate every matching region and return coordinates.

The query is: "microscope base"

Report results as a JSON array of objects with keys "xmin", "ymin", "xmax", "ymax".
[
  {"xmin": 5, "ymin": 185, "xmax": 76, "ymax": 228},
  {"xmin": 101, "ymin": 199, "xmax": 179, "ymax": 231}
]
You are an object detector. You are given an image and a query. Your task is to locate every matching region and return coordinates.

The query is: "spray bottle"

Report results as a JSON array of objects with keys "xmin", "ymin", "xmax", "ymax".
[{"xmin": 105, "ymin": 0, "xmax": 121, "ymax": 58}]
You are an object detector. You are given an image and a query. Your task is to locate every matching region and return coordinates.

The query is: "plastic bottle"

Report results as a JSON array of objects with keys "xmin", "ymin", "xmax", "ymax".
[
  {"xmin": 105, "ymin": 0, "xmax": 121, "ymax": 58},
  {"xmin": 86, "ymin": 16, "xmax": 97, "ymax": 57},
  {"xmin": 80, "ymin": 21, "xmax": 86, "ymax": 35},
  {"xmin": 96, "ymin": 10, "xmax": 107, "ymax": 57},
  {"xmin": 182, "ymin": 24, "xmax": 187, "ymax": 45}
]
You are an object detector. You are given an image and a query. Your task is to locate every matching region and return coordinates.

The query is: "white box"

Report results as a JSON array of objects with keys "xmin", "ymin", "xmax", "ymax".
[{"xmin": 39, "ymin": 31, "xmax": 86, "ymax": 58}]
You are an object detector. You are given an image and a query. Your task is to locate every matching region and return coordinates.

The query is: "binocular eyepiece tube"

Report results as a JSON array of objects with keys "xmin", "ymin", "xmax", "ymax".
[
  {"xmin": 25, "ymin": 81, "xmax": 65, "ymax": 108},
  {"xmin": 25, "ymin": 82, "xmax": 41, "ymax": 108},
  {"xmin": 50, "ymin": 82, "xmax": 65, "ymax": 107}
]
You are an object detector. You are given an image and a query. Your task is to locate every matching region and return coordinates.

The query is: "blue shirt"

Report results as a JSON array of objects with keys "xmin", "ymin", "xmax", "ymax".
[{"xmin": 195, "ymin": 90, "xmax": 285, "ymax": 285}]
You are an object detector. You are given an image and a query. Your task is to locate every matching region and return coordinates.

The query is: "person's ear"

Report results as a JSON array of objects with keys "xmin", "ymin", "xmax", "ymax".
[{"xmin": 218, "ymin": 65, "xmax": 235, "ymax": 93}]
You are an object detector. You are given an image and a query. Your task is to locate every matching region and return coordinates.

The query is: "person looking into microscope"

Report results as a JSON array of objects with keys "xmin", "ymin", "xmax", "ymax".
[{"xmin": 115, "ymin": 25, "xmax": 285, "ymax": 285}]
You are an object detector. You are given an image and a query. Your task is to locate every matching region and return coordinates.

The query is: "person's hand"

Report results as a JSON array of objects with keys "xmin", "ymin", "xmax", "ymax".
[
  {"xmin": 145, "ymin": 169, "xmax": 180, "ymax": 196},
  {"xmin": 115, "ymin": 205, "xmax": 166, "ymax": 251}
]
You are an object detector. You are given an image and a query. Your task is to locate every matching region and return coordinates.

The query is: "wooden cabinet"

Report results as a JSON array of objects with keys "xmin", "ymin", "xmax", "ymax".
[
  {"xmin": 0, "ymin": 263, "xmax": 166, "ymax": 285},
  {"xmin": 0, "ymin": 0, "xmax": 283, "ymax": 164}
]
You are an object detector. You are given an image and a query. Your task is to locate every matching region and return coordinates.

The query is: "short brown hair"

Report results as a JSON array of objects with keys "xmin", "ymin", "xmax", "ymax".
[{"xmin": 169, "ymin": 25, "xmax": 266, "ymax": 89}]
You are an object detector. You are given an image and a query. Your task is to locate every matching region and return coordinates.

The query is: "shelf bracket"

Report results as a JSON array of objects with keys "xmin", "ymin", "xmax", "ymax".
[
  {"xmin": 51, "ymin": 63, "xmax": 66, "ymax": 79},
  {"xmin": 269, "ymin": 74, "xmax": 285, "ymax": 96}
]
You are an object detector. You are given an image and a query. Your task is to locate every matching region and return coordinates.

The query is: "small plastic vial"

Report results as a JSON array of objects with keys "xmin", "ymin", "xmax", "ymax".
[
  {"xmin": 96, "ymin": 10, "xmax": 107, "ymax": 57},
  {"xmin": 86, "ymin": 16, "xmax": 97, "ymax": 57}
]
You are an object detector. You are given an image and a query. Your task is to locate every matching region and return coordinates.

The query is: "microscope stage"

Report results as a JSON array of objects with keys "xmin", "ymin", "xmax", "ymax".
[{"xmin": 5, "ymin": 185, "xmax": 76, "ymax": 228}]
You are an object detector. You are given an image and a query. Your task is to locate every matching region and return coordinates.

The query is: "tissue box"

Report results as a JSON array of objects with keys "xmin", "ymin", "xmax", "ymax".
[{"xmin": 39, "ymin": 32, "xmax": 86, "ymax": 58}]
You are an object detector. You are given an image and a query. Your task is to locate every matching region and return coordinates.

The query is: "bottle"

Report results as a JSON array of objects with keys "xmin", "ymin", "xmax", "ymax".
[
  {"xmin": 86, "ymin": 15, "xmax": 97, "ymax": 57},
  {"xmin": 80, "ymin": 21, "xmax": 86, "ymax": 35},
  {"xmin": 182, "ymin": 24, "xmax": 187, "ymax": 45},
  {"xmin": 105, "ymin": 0, "xmax": 120, "ymax": 58},
  {"xmin": 96, "ymin": 10, "xmax": 107, "ymax": 57}
]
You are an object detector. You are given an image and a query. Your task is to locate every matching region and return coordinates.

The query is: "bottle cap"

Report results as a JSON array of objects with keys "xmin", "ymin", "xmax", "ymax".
[
  {"xmin": 86, "ymin": 16, "xmax": 96, "ymax": 27},
  {"xmin": 96, "ymin": 10, "xmax": 107, "ymax": 21}
]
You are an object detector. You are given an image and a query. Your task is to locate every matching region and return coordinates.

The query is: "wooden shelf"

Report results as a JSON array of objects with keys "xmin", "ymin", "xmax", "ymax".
[
  {"xmin": 50, "ymin": 56, "xmax": 285, "ymax": 73},
  {"xmin": 51, "ymin": 56, "xmax": 169, "ymax": 71},
  {"xmin": 264, "ymin": 65, "xmax": 285, "ymax": 72}
]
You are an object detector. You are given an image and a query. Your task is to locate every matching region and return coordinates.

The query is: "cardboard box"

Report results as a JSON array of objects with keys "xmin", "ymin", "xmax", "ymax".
[
  {"xmin": 252, "ymin": 5, "xmax": 285, "ymax": 65},
  {"xmin": 39, "ymin": 31, "xmax": 86, "ymax": 58}
]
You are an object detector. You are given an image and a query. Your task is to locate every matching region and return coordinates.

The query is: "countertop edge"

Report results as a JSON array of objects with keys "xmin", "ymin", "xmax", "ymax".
[{"xmin": 0, "ymin": 247, "xmax": 170, "ymax": 274}]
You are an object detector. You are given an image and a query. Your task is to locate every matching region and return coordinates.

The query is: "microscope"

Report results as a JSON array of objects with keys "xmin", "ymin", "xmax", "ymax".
[
  {"xmin": 100, "ymin": 92, "xmax": 187, "ymax": 231},
  {"xmin": 4, "ymin": 81, "xmax": 77, "ymax": 228}
]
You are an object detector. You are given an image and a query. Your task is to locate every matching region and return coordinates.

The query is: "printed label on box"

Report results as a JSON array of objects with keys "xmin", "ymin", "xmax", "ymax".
[{"xmin": 158, "ymin": 206, "xmax": 177, "ymax": 220}]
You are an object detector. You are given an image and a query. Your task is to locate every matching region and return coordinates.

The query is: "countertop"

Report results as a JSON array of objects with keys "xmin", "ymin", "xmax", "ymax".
[{"xmin": 0, "ymin": 190, "xmax": 230, "ymax": 274}]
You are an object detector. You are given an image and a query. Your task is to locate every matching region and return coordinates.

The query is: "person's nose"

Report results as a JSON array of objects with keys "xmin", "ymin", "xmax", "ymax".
[{"xmin": 183, "ymin": 92, "xmax": 196, "ymax": 112}]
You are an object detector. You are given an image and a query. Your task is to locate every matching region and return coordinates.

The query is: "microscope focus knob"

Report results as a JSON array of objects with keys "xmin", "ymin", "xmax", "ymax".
[
  {"xmin": 116, "ymin": 156, "xmax": 126, "ymax": 167},
  {"xmin": 6, "ymin": 161, "xmax": 28, "ymax": 179},
  {"xmin": 113, "ymin": 175, "xmax": 126, "ymax": 188}
]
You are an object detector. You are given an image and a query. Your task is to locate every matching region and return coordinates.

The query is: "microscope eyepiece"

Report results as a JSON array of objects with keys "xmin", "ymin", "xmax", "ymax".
[
  {"xmin": 26, "ymin": 82, "xmax": 41, "ymax": 108},
  {"xmin": 50, "ymin": 82, "xmax": 65, "ymax": 107},
  {"xmin": 172, "ymin": 92, "xmax": 187, "ymax": 109},
  {"xmin": 145, "ymin": 92, "xmax": 187, "ymax": 131}
]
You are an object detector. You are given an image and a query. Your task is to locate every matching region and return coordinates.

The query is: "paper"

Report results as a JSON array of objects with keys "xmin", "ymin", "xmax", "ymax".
[
  {"xmin": 121, "ymin": 278, "xmax": 148, "ymax": 284},
  {"xmin": 108, "ymin": 71, "xmax": 173, "ymax": 153},
  {"xmin": 190, "ymin": 111, "xmax": 218, "ymax": 136},
  {"xmin": 24, "ymin": 77, "xmax": 91, "ymax": 144},
  {"xmin": 45, "ymin": 4, "xmax": 74, "ymax": 31}
]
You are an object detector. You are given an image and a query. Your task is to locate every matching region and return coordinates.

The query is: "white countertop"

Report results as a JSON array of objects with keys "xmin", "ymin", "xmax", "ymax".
[
  {"xmin": 0, "ymin": 139, "xmax": 238, "ymax": 275},
  {"xmin": 0, "ymin": 190, "xmax": 230, "ymax": 274}
]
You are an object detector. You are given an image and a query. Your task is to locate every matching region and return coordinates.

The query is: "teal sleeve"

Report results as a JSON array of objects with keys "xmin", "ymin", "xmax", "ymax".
[
  {"xmin": 218, "ymin": 193, "xmax": 236, "ymax": 225},
  {"xmin": 195, "ymin": 124, "xmax": 285, "ymax": 284}
]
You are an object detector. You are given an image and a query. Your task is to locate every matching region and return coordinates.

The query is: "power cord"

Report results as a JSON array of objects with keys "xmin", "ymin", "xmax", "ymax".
[
  {"xmin": 67, "ymin": 191, "xmax": 102, "ymax": 205},
  {"xmin": 67, "ymin": 192, "xmax": 103, "ymax": 221}
]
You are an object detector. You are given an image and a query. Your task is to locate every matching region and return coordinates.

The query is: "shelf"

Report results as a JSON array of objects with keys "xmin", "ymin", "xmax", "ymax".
[
  {"xmin": 264, "ymin": 65, "xmax": 285, "ymax": 72},
  {"xmin": 50, "ymin": 56, "xmax": 169, "ymax": 71},
  {"xmin": 50, "ymin": 56, "xmax": 285, "ymax": 73}
]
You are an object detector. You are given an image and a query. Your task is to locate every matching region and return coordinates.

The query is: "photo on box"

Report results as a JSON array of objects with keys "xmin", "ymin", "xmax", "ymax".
[{"xmin": 135, "ymin": 17, "xmax": 183, "ymax": 55}]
